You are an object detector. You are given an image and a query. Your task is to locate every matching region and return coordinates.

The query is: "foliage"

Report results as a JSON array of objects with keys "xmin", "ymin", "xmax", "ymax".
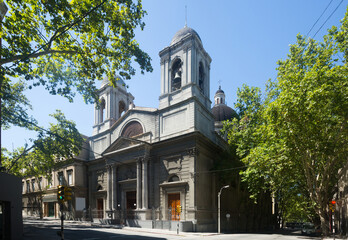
[
  {"xmin": 223, "ymin": 9, "xmax": 348, "ymax": 233},
  {"xmin": 221, "ymin": 85, "xmax": 265, "ymax": 197},
  {"xmin": 264, "ymin": 31, "xmax": 347, "ymax": 233},
  {"xmin": 227, "ymin": 10, "xmax": 347, "ymax": 234},
  {"xmin": 2, "ymin": 110, "xmax": 84, "ymax": 178},
  {"xmin": 1, "ymin": 0, "xmax": 153, "ymax": 130},
  {"xmin": 1, "ymin": 79, "xmax": 36, "ymax": 130}
]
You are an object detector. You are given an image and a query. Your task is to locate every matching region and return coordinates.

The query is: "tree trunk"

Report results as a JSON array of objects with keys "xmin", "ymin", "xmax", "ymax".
[{"xmin": 319, "ymin": 208, "xmax": 330, "ymax": 236}]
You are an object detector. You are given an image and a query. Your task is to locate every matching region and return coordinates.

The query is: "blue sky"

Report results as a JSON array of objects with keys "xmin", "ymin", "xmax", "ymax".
[{"xmin": 3, "ymin": 0, "xmax": 347, "ymax": 151}]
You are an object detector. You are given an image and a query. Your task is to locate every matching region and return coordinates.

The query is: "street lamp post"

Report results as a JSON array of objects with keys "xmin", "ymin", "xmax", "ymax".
[{"xmin": 218, "ymin": 185, "xmax": 229, "ymax": 234}]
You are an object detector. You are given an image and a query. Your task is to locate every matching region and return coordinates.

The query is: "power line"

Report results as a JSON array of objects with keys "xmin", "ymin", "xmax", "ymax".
[
  {"xmin": 312, "ymin": 0, "xmax": 344, "ymax": 38},
  {"xmin": 273, "ymin": 0, "xmax": 345, "ymax": 82},
  {"xmin": 306, "ymin": 0, "xmax": 334, "ymax": 37}
]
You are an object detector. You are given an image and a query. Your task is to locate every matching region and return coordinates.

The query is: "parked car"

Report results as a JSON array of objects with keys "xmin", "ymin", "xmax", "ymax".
[
  {"xmin": 286, "ymin": 222, "xmax": 303, "ymax": 229},
  {"xmin": 301, "ymin": 223, "xmax": 321, "ymax": 236}
]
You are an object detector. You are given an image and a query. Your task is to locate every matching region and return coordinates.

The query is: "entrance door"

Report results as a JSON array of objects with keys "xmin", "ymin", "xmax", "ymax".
[
  {"xmin": 168, "ymin": 193, "xmax": 180, "ymax": 221},
  {"xmin": 48, "ymin": 202, "xmax": 54, "ymax": 217},
  {"xmin": 126, "ymin": 191, "xmax": 136, "ymax": 209},
  {"xmin": 126, "ymin": 191, "xmax": 136, "ymax": 219},
  {"xmin": 97, "ymin": 199, "xmax": 104, "ymax": 219}
]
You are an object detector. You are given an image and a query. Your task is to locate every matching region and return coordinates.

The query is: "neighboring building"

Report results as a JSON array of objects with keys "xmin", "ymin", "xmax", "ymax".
[
  {"xmin": 0, "ymin": 172, "xmax": 23, "ymax": 240},
  {"xmin": 22, "ymin": 26, "xmax": 273, "ymax": 232},
  {"xmin": 22, "ymin": 140, "xmax": 89, "ymax": 220}
]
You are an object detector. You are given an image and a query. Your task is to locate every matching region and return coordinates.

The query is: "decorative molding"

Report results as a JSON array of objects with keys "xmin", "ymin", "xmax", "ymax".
[
  {"xmin": 160, "ymin": 58, "xmax": 166, "ymax": 65},
  {"xmin": 137, "ymin": 156, "xmax": 144, "ymax": 163},
  {"xmin": 186, "ymin": 147, "xmax": 199, "ymax": 156},
  {"xmin": 163, "ymin": 155, "xmax": 183, "ymax": 172},
  {"xmin": 119, "ymin": 166, "xmax": 136, "ymax": 181},
  {"xmin": 96, "ymin": 170, "xmax": 105, "ymax": 184}
]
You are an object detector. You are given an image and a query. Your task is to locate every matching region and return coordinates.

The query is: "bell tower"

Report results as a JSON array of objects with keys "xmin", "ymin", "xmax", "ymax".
[
  {"xmin": 158, "ymin": 26, "xmax": 212, "ymax": 110},
  {"xmin": 157, "ymin": 26, "xmax": 215, "ymax": 141},
  {"xmin": 93, "ymin": 76, "xmax": 134, "ymax": 135}
]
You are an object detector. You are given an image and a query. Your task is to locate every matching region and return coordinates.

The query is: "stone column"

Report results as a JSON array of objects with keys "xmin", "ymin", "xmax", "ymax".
[
  {"xmin": 112, "ymin": 165, "xmax": 117, "ymax": 210},
  {"xmin": 88, "ymin": 171, "xmax": 93, "ymax": 212},
  {"xmin": 142, "ymin": 158, "xmax": 148, "ymax": 209},
  {"xmin": 106, "ymin": 165, "xmax": 112, "ymax": 211},
  {"xmin": 136, "ymin": 159, "xmax": 142, "ymax": 209}
]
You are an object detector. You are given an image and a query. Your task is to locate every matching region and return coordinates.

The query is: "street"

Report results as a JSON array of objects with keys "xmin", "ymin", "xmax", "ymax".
[{"xmin": 22, "ymin": 218, "xmax": 328, "ymax": 240}]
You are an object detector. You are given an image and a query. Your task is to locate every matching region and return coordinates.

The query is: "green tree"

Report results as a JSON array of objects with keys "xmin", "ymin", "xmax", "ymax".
[
  {"xmin": 233, "ymin": 10, "xmax": 348, "ymax": 234},
  {"xmin": 221, "ymin": 85, "xmax": 265, "ymax": 197},
  {"xmin": 1, "ymin": 0, "xmax": 152, "ymax": 129},
  {"xmin": 2, "ymin": 110, "xmax": 84, "ymax": 177},
  {"xmin": 2, "ymin": 109, "xmax": 83, "ymax": 219},
  {"xmin": 223, "ymin": 9, "xmax": 348, "ymax": 234},
  {"xmin": 0, "ymin": 0, "xmax": 152, "ymax": 172},
  {"xmin": 266, "ymin": 32, "xmax": 347, "ymax": 233}
]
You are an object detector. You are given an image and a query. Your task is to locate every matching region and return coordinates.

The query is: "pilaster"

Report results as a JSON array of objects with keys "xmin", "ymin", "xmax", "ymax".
[
  {"xmin": 142, "ymin": 157, "xmax": 149, "ymax": 209},
  {"xmin": 112, "ymin": 164, "xmax": 117, "ymax": 210},
  {"xmin": 106, "ymin": 165, "xmax": 112, "ymax": 211},
  {"xmin": 136, "ymin": 158, "xmax": 142, "ymax": 209}
]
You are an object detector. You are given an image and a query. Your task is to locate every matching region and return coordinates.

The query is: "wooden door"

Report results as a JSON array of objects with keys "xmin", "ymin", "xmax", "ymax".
[
  {"xmin": 97, "ymin": 198, "xmax": 104, "ymax": 219},
  {"xmin": 126, "ymin": 191, "xmax": 136, "ymax": 219},
  {"xmin": 168, "ymin": 193, "xmax": 180, "ymax": 221},
  {"xmin": 126, "ymin": 191, "xmax": 136, "ymax": 210}
]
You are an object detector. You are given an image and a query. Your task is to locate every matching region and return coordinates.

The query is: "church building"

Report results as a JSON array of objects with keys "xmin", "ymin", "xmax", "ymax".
[
  {"xmin": 88, "ymin": 25, "xmax": 228, "ymax": 232},
  {"xmin": 22, "ymin": 26, "xmax": 274, "ymax": 232}
]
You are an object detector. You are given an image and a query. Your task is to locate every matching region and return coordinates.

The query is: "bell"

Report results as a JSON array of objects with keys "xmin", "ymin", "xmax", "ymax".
[{"xmin": 174, "ymin": 71, "xmax": 181, "ymax": 81}]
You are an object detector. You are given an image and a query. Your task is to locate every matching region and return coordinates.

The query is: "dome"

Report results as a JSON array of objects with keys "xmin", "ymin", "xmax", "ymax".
[
  {"xmin": 170, "ymin": 26, "xmax": 202, "ymax": 46},
  {"xmin": 101, "ymin": 75, "xmax": 126, "ymax": 89},
  {"xmin": 215, "ymin": 87, "xmax": 224, "ymax": 94},
  {"xmin": 211, "ymin": 104, "xmax": 238, "ymax": 122}
]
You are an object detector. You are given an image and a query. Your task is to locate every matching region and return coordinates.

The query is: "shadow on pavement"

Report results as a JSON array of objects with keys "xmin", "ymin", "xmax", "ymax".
[{"xmin": 23, "ymin": 224, "xmax": 167, "ymax": 240}]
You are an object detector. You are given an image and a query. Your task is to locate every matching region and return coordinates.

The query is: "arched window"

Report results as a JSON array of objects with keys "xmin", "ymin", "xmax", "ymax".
[
  {"xmin": 119, "ymin": 101, "xmax": 126, "ymax": 117},
  {"xmin": 199, "ymin": 62, "xmax": 204, "ymax": 91},
  {"xmin": 168, "ymin": 175, "xmax": 180, "ymax": 182},
  {"xmin": 171, "ymin": 59, "xmax": 182, "ymax": 91},
  {"xmin": 100, "ymin": 98, "xmax": 106, "ymax": 122},
  {"xmin": 121, "ymin": 121, "xmax": 143, "ymax": 138}
]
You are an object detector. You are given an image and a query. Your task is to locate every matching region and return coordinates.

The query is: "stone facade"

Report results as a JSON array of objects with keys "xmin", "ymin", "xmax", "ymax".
[{"xmin": 22, "ymin": 26, "xmax": 274, "ymax": 232}]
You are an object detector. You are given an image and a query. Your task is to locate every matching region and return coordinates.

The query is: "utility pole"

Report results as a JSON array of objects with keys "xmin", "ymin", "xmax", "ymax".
[
  {"xmin": 60, "ymin": 203, "xmax": 64, "ymax": 240},
  {"xmin": 218, "ymin": 185, "xmax": 229, "ymax": 234}
]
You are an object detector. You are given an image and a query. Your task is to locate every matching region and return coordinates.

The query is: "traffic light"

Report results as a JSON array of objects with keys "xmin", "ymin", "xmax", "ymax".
[
  {"xmin": 329, "ymin": 200, "xmax": 336, "ymax": 212},
  {"xmin": 57, "ymin": 185, "xmax": 65, "ymax": 202},
  {"xmin": 64, "ymin": 187, "xmax": 72, "ymax": 201},
  {"xmin": 176, "ymin": 205, "xmax": 182, "ymax": 214}
]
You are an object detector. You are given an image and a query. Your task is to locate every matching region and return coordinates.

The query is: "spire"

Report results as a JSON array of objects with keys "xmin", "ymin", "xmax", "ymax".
[{"xmin": 185, "ymin": 5, "xmax": 187, "ymax": 27}]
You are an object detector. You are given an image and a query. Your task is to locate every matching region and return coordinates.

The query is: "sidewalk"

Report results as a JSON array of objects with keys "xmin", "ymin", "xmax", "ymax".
[
  {"xmin": 122, "ymin": 226, "xmax": 219, "ymax": 237},
  {"xmin": 23, "ymin": 216, "xmax": 220, "ymax": 237},
  {"xmin": 23, "ymin": 217, "xmax": 348, "ymax": 239}
]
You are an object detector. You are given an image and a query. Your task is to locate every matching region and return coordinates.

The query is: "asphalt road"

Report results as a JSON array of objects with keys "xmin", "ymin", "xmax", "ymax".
[{"xmin": 22, "ymin": 218, "xmax": 327, "ymax": 240}]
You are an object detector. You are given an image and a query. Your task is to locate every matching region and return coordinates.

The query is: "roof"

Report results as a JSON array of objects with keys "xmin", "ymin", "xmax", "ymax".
[
  {"xmin": 170, "ymin": 26, "xmax": 202, "ymax": 46},
  {"xmin": 101, "ymin": 75, "xmax": 126, "ymax": 90},
  {"xmin": 211, "ymin": 104, "xmax": 238, "ymax": 122},
  {"xmin": 215, "ymin": 86, "xmax": 224, "ymax": 94}
]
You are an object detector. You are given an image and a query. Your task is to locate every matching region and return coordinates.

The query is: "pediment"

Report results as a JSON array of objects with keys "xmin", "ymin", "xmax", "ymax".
[{"xmin": 102, "ymin": 137, "xmax": 146, "ymax": 155}]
